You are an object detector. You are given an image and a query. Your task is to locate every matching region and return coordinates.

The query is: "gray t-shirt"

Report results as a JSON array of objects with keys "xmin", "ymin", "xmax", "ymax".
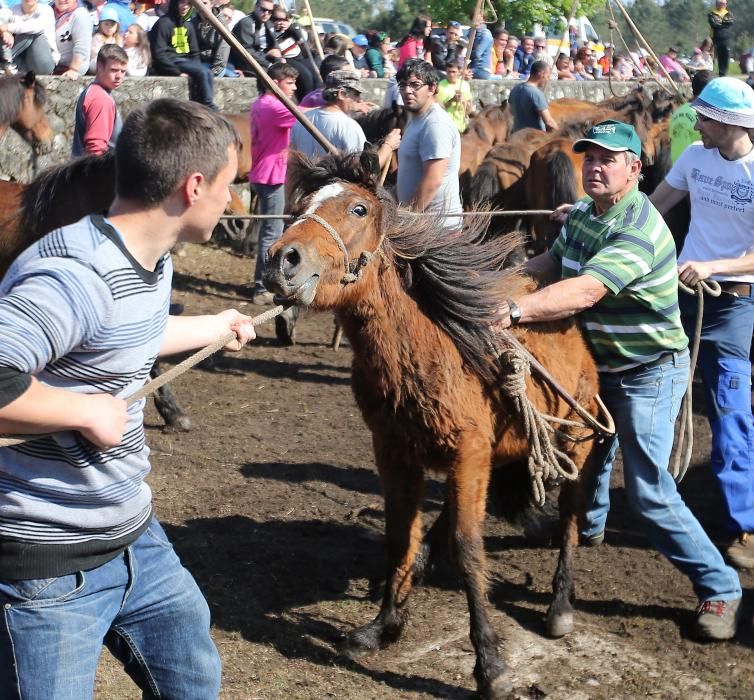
[
  {"xmin": 509, "ymin": 82, "xmax": 548, "ymax": 132},
  {"xmin": 397, "ymin": 102, "xmax": 462, "ymax": 229},
  {"xmin": 290, "ymin": 108, "xmax": 367, "ymax": 158}
]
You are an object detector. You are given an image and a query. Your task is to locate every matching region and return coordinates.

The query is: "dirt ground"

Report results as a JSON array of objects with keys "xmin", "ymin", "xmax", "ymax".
[{"xmin": 94, "ymin": 241, "xmax": 754, "ymax": 700}]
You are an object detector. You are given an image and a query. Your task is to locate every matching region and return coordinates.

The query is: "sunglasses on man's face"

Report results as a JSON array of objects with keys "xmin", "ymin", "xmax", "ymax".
[{"xmin": 257, "ymin": 4, "xmax": 273, "ymax": 13}]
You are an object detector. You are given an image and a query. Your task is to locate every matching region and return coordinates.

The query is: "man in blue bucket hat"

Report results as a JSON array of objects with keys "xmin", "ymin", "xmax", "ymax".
[
  {"xmin": 652, "ymin": 78, "xmax": 754, "ymax": 579},
  {"xmin": 499, "ymin": 118, "xmax": 743, "ymax": 641}
]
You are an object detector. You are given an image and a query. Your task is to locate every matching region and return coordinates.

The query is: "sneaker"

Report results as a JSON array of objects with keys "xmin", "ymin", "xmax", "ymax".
[
  {"xmin": 579, "ymin": 531, "xmax": 605, "ymax": 547},
  {"xmin": 251, "ymin": 289, "xmax": 275, "ymax": 306},
  {"xmin": 725, "ymin": 533, "xmax": 754, "ymax": 570},
  {"xmin": 694, "ymin": 598, "xmax": 742, "ymax": 641}
]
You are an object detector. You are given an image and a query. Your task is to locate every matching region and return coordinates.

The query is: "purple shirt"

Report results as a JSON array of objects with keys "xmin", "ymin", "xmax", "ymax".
[
  {"xmin": 249, "ymin": 93, "xmax": 297, "ymax": 185},
  {"xmin": 299, "ymin": 89, "xmax": 325, "ymax": 108}
]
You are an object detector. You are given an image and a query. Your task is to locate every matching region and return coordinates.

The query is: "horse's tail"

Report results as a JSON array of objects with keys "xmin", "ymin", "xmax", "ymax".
[
  {"xmin": 468, "ymin": 159, "xmax": 501, "ymax": 207},
  {"xmin": 547, "ymin": 150, "xmax": 579, "ymax": 211}
]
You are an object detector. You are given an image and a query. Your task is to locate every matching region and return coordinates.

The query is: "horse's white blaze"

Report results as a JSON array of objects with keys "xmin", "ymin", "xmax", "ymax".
[{"xmin": 287, "ymin": 183, "xmax": 346, "ymax": 229}]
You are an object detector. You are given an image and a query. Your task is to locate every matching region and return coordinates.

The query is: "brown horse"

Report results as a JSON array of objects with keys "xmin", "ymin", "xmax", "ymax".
[
  {"xmin": 264, "ymin": 150, "xmax": 602, "ymax": 699},
  {"xmin": 0, "ymin": 153, "xmax": 196, "ymax": 430},
  {"xmin": 0, "ymin": 72, "xmax": 53, "ymax": 147},
  {"xmin": 459, "ymin": 102, "xmax": 512, "ymax": 191}
]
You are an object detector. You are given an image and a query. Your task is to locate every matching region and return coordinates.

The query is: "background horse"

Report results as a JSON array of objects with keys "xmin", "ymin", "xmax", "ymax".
[
  {"xmin": 0, "ymin": 72, "xmax": 53, "ymax": 148},
  {"xmin": 264, "ymin": 150, "xmax": 603, "ymax": 699},
  {"xmin": 0, "ymin": 153, "xmax": 194, "ymax": 430}
]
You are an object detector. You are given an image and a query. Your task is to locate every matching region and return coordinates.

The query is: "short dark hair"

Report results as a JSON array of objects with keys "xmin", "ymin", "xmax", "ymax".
[
  {"xmin": 319, "ymin": 54, "xmax": 349, "ymax": 81},
  {"xmin": 268, "ymin": 62, "xmax": 299, "ymax": 82},
  {"xmin": 115, "ymin": 98, "xmax": 241, "ymax": 204},
  {"xmin": 691, "ymin": 69, "xmax": 714, "ymax": 98},
  {"xmin": 97, "ymin": 44, "xmax": 128, "ymax": 68},
  {"xmin": 396, "ymin": 58, "xmax": 438, "ymax": 87},
  {"xmin": 529, "ymin": 60, "xmax": 550, "ymax": 77}
]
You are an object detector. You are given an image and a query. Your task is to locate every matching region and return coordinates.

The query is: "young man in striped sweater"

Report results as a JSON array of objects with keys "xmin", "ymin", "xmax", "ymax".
[
  {"xmin": 497, "ymin": 119, "xmax": 742, "ymax": 641},
  {"xmin": 0, "ymin": 98, "xmax": 255, "ymax": 698}
]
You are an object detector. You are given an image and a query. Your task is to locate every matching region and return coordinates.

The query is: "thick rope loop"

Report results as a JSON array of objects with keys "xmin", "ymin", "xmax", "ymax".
[
  {"xmin": 670, "ymin": 279, "xmax": 720, "ymax": 482},
  {"xmin": 498, "ymin": 346, "xmax": 582, "ymax": 506}
]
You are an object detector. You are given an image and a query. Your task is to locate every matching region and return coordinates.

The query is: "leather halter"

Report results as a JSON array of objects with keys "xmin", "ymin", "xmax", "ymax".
[{"xmin": 297, "ymin": 212, "xmax": 386, "ymax": 286}]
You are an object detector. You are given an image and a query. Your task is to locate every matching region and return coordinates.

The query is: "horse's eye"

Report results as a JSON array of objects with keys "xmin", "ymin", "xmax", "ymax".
[{"xmin": 351, "ymin": 204, "xmax": 368, "ymax": 218}]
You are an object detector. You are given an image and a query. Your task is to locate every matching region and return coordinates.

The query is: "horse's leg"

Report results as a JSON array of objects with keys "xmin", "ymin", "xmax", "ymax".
[
  {"xmin": 545, "ymin": 478, "xmax": 581, "ymax": 637},
  {"xmin": 343, "ymin": 447, "xmax": 424, "ymax": 653},
  {"xmin": 449, "ymin": 444, "xmax": 510, "ymax": 700},
  {"xmin": 151, "ymin": 362, "xmax": 192, "ymax": 432},
  {"xmin": 412, "ymin": 491, "xmax": 449, "ymax": 583}
]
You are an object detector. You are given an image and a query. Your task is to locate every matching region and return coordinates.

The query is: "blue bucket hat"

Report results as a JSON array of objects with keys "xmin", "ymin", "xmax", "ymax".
[
  {"xmin": 693, "ymin": 77, "xmax": 754, "ymax": 128},
  {"xmin": 352, "ymin": 34, "xmax": 369, "ymax": 47},
  {"xmin": 572, "ymin": 119, "xmax": 642, "ymax": 157}
]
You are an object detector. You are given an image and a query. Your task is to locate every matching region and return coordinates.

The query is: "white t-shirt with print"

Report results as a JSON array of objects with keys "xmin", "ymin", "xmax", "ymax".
[{"xmin": 666, "ymin": 142, "xmax": 754, "ymax": 283}]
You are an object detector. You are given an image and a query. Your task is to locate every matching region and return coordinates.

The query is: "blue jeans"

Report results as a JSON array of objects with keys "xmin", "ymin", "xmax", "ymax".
[
  {"xmin": 251, "ymin": 182, "xmax": 285, "ymax": 294},
  {"xmin": 582, "ymin": 350, "xmax": 741, "ymax": 602},
  {"xmin": 680, "ymin": 290, "xmax": 754, "ymax": 534},
  {"xmin": 10, "ymin": 34, "xmax": 56, "ymax": 75},
  {"xmin": 0, "ymin": 518, "xmax": 221, "ymax": 699}
]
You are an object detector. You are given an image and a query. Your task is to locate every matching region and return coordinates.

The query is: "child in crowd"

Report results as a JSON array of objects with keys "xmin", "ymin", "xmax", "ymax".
[
  {"xmin": 436, "ymin": 58, "xmax": 472, "ymax": 132},
  {"xmin": 123, "ymin": 22, "xmax": 150, "ymax": 75},
  {"xmin": 89, "ymin": 4, "xmax": 122, "ymax": 73}
]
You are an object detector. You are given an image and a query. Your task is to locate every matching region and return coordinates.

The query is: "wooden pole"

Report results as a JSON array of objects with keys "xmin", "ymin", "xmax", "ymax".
[
  {"xmin": 462, "ymin": 0, "xmax": 485, "ymax": 81},
  {"xmin": 554, "ymin": 0, "xmax": 579, "ymax": 62},
  {"xmin": 190, "ymin": 0, "xmax": 337, "ymax": 154},
  {"xmin": 301, "ymin": 0, "xmax": 324, "ymax": 61},
  {"xmin": 611, "ymin": 0, "xmax": 683, "ymax": 96}
]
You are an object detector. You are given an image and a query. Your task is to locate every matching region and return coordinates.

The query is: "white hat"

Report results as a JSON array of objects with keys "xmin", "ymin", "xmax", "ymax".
[{"xmin": 693, "ymin": 77, "xmax": 754, "ymax": 128}]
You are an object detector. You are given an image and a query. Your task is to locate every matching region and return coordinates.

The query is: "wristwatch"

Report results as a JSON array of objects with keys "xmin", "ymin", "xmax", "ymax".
[{"xmin": 507, "ymin": 300, "xmax": 522, "ymax": 326}]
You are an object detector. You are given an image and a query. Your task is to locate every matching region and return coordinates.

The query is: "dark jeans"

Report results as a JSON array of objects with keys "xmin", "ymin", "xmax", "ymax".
[
  {"xmin": 10, "ymin": 34, "xmax": 56, "ymax": 75},
  {"xmin": 715, "ymin": 42, "xmax": 731, "ymax": 76},
  {"xmin": 680, "ymin": 289, "xmax": 754, "ymax": 534},
  {"xmin": 175, "ymin": 58, "xmax": 216, "ymax": 108}
]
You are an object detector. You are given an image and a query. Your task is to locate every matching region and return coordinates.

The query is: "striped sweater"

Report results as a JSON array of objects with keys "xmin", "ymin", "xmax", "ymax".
[
  {"xmin": 0, "ymin": 215, "xmax": 171, "ymax": 578},
  {"xmin": 549, "ymin": 187, "xmax": 688, "ymax": 372}
]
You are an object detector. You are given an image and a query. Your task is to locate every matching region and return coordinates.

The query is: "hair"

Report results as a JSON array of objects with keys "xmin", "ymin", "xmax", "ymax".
[
  {"xmin": 368, "ymin": 31, "xmax": 388, "ymax": 49},
  {"xmin": 271, "ymin": 4, "xmax": 290, "ymax": 19},
  {"xmin": 124, "ymin": 23, "xmax": 150, "ymax": 66},
  {"xmin": 324, "ymin": 33, "xmax": 350, "ymax": 56},
  {"xmin": 115, "ymin": 98, "xmax": 241, "ymax": 204},
  {"xmin": 529, "ymin": 60, "xmax": 550, "ymax": 77},
  {"xmin": 396, "ymin": 58, "xmax": 438, "ymax": 87},
  {"xmin": 268, "ymin": 61, "xmax": 298, "ymax": 81},
  {"xmin": 493, "ymin": 29, "xmax": 508, "ymax": 40},
  {"xmin": 318, "ymin": 54, "xmax": 349, "ymax": 82},
  {"xmin": 691, "ymin": 69, "xmax": 714, "ymax": 98},
  {"xmin": 700, "ymin": 37, "xmax": 713, "ymax": 52},
  {"xmin": 322, "ymin": 84, "xmax": 361, "ymax": 104},
  {"xmin": 408, "ymin": 15, "xmax": 431, "ymax": 38},
  {"xmin": 97, "ymin": 43, "xmax": 128, "ymax": 68},
  {"xmin": 446, "ymin": 58, "xmax": 464, "ymax": 70},
  {"xmin": 0, "ymin": 72, "xmax": 47, "ymax": 127}
]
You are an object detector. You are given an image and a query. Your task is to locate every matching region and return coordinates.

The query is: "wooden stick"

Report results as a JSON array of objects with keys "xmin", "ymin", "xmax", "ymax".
[
  {"xmin": 554, "ymin": 0, "xmax": 580, "ymax": 62},
  {"xmin": 301, "ymin": 0, "xmax": 324, "ymax": 61},
  {"xmin": 190, "ymin": 0, "xmax": 337, "ymax": 154}
]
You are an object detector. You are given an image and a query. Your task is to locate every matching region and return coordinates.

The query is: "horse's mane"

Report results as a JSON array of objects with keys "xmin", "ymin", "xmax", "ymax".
[
  {"xmin": 288, "ymin": 151, "xmax": 528, "ymax": 387},
  {"xmin": 19, "ymin": 151, "xmax": 116, "ymax": 241},
  {"xmin": 354, "ymin": 104, "xmax": 407, "ymax": 144}
]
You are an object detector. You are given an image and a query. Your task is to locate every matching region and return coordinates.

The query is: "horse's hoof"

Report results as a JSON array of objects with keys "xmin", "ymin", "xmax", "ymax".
[
  {"xmin": 275, "ymin": 307, "xmax": 298, "ymax": 346},
  {"xmin": 546, "ymin": 610, "xmax": 574, "ymax": 638},
  {"xmin": 479, "ymin": 673, "xmax": 513, "ymax": 700},
  {"xmin": 340, "ymin": 624, "xmax": 382, "ymax": 656},
  {"xmin": 165, "ymin": 414, "xmax": 192, "ymax": 432}
]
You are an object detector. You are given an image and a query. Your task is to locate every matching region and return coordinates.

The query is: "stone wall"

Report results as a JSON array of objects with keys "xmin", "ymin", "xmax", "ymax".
[{"xmin": 0, "ymin": 75, "xmax": 687, "ymax": 182}]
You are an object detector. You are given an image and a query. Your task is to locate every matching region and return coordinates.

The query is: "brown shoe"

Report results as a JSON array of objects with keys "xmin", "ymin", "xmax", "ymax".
[
  {"xmin": 726, "ymin": 533, "xmax": 754, "ymax": 570},
  {"xmin": 694, "ymin": 598, "xmax": 742, "ymax": 641}
]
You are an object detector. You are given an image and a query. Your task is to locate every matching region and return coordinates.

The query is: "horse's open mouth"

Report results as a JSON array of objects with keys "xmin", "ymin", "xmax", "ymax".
[{"xmin": 270, "ymin": 274, "xmax": 320, "ymax": 306}]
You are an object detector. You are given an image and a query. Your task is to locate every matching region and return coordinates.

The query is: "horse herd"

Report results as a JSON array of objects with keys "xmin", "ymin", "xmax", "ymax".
[{"xmin": 0, "ymin": 74, "xmax": 689, "ymax": 698}]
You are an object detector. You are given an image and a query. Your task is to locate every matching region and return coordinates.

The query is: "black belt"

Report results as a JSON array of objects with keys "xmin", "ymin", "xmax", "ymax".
[
  {"xmin": 719, "ymin": 281, "xmax": 752, "ymax": 297},
  {"xmin": 615, "ymin": 351, "xmax": 678, "ymax": 375}
]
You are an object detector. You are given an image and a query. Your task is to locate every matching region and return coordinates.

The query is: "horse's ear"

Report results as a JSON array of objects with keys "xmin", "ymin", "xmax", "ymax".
[
  {"xmin": 359, "ymin": 148, "xmax": 381, "ymax": 186},
  {"xmin": 21, "ymin": 71, "xmax": 36, "ymax": 88}
]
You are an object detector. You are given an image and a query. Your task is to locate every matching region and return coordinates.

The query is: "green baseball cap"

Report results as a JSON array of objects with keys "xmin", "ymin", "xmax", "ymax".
[{"xmin": 572, "ymin": 119, "xmax": 642, "ymax": 157}]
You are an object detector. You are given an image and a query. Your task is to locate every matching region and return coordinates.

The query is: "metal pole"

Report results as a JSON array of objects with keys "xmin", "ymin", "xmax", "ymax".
[{"xmin": 190, "ymin": 0, "xmax": 337, "ymax": 154}]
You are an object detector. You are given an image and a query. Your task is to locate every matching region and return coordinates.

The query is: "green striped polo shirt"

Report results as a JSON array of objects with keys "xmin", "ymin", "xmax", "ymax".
[{"xmin": 549, "ymin": 186, "xmax": 688, "ymax": 372}]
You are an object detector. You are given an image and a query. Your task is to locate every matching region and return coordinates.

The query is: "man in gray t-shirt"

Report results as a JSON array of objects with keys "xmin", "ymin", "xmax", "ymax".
[
  {"xmin": 395, "ymin": 59, "xmax": 462, "ymax": 229},
  {"xmin": 509, "ymin": 60, "xmax": 558, "ymax": 133}
]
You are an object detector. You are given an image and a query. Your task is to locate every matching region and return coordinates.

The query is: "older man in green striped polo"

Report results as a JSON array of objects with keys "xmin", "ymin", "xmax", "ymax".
[{"xmin": 498, "ymin": 119, "xmax": 742, "ymax": 641}]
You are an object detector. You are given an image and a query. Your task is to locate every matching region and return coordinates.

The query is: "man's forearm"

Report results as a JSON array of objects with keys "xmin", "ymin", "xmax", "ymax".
[{"xmin": 515, "ymin": 275, "xmax": 608, "ymax": 324}]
